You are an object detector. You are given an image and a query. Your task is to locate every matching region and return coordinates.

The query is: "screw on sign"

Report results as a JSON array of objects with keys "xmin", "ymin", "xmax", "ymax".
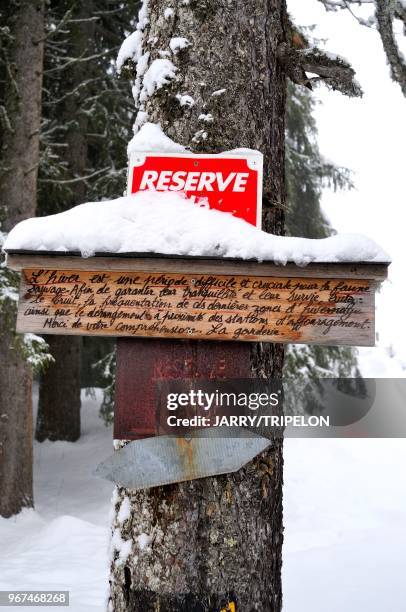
[{"xmin": 127, "ymin": 151, "xmax": 263, "ymax": 227}]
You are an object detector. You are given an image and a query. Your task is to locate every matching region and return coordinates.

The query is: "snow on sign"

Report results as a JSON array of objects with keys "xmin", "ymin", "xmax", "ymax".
[{"xmin": 127, "ymin": 151, "xmax": 263, "ymax": 227}]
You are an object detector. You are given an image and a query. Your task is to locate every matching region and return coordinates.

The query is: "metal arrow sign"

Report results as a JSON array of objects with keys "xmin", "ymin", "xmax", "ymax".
[{"xmin": 94, "ymin": 427, "xmax": 271, "ymax": 490}]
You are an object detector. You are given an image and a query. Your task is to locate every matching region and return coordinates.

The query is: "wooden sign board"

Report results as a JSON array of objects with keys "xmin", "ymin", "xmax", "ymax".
[
  {"xmin": 128, "ymin": 151, "xmax": 263, "ymax": 227},
  {"xmin": 7, "ymin": 253, "xmax": 388, "ymax": 347}
]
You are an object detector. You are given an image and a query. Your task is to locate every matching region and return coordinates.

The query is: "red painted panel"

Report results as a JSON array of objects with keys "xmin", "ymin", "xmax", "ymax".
[{"xmin": 114, "ymin": 339, "xmax": 252, "ymax": 440}]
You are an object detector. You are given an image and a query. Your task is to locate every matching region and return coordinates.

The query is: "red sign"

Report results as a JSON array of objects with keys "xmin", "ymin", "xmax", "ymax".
[{"xmin": 127, "ymin": 151, "xmax": 263, "ymax": 227}]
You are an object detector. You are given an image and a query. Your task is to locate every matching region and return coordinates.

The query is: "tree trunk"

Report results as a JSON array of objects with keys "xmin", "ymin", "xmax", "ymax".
[
  {"xmin": 0, "ymin": 0, "xmax": 44, "ymax": 517},
  {"xmin": 35, "ymin": 4, "xmax": 97, "ymax": 442},
  {"xmin": 36, "ymin": 336, "xmax": 81, "ymax": 442},
  {"xmin": 109, "ymin": 1, "xmax": 286, "ymax": 610}
]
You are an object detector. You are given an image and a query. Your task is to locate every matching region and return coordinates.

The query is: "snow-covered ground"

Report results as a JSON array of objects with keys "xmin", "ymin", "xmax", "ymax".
[
  {"xmin": 283, "ymin": 437, "xmax": 406, "ymax": 611},
  {"xmin": 0, "ymin": 359, "xmax": 405, "ymax": 611},
  {"xmin": 0, "ymin": 390, "xmax": 113, "ymax": 612}
]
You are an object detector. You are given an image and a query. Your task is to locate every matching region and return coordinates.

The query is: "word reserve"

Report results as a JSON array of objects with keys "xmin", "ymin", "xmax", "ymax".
[{"xmin": 128, "ymin": 151, "xmax": 263, "ymax": 227}]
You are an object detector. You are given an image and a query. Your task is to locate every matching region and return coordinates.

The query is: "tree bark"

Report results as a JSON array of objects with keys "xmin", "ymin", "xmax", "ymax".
[
  {"xmin": 0, "ymin": 0, "xmax": 45, "ymax": 517},
  {"xmin": 35, "ymin": 4, "xmax": 97, "ymax": 442},
  {"xmin": 36, "ymin": 336, "xmax": 81, "ymax": 442},
  {"xmin": 109, "ymin": 1, "xmax": 287, "ymax": 610}
]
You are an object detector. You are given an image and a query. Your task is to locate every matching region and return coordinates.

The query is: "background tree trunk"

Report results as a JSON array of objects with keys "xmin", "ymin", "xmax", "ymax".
[
  {"xmin": 109, "ymin": 1, "xmax": 286, "ymax": 610},
  {"xmin": 36, "ymin": 336, "xmax": 81, "ymax": 442},
  {"xmin": 36, "ymin": 4, "xmax": 97, "ymax": 442},
  {"xmin": 0, "ymin": 0, "xmax": 45, "ymax": 517}
]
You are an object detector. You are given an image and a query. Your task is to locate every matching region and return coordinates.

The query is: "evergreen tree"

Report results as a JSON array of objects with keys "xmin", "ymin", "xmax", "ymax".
[
  {"xmin": 285, "ymin": 83, "xmax": 351, "ymax": 240},
  {"xmin": 36, "ymin": 0, "xmax": 139, "ymax": 441},
  {"xmin": 284, "ymin": 82, "xmax": 361, "ymax": 382},
  {"xmin": 107, "ymin": 0, "xmax": 362, "ymax": 608},
  {"xmin": 0, "ymin": 0, "xmax": 46, "ymax": 517},
  {"xmin": 38, "ymin": 1, "xmax": 139, "ymax": 215}
]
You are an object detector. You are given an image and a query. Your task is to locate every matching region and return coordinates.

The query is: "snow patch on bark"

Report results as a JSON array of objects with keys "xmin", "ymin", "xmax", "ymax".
[
  {"xmin": 169, "ymin": 37, "xmax": 191, "ymax": 54},
  {"xmin": 116, "ymin": 31, "xmax": 143, "ymax": 73},
  {"xmin": 117, "ymin": 497, "xmax": 131, "ymax": 524},
  {"xmin": 176, "ymin": 93, "xmax": 195, "ymax": 107},
  {"xmin": 127, "ymin": 122, "xmax": 186, "ymax": 154},
  {"xmin": 116, "ymin": 1, "xmax": 149, "ymax": 73},
  {"xmin": 139, "ymin": 58, "xmax": 177, "ymax": 102},
  {"xmin": 116, "ymin": 0, "xmax": 152, "ymax": 134},
  {"xmin": 192, "ymin": 129, "xmax": 208, "ymax": 142},
  {"xmin": 111, "ymin": 528, "xmax": 132, "ymax": 565},
  {"xmin": 137, "ymin": 533, "xmax": 153, "ymax": 551},
  {"xmin": 137, "ymin": 0, "xmax": 149, "ymax": 29},
  {"xmin": 111, "ymin": 487, "xmax": 120, "ymax": 508},
  {"xmin": 132, "ymin": 110, "xmax": 149, "ymax": 134},
  {"xmin": 212, "ymin": 88, "xmax": 226, "ymax": 96},
  {"xmin": 199, "ymin": 113, "xmax": 214, "ymax": 122}
]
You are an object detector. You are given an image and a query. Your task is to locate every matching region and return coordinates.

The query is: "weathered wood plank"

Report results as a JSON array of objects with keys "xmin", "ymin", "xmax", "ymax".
[
  {"xmin": 6, "ymin": 252, "xmax": 388, "ymax": 281},
  {"xmin": 16, "ymin": 267, "xmax": 376, "ymax": 346},
  {"xmin": 114, "ymin": 338, "xmax": 253, "ymax": 439}
]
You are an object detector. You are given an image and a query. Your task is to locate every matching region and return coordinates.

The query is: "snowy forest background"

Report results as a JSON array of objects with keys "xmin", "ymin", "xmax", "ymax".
[{"xmin": 0, "ymin": 0, "xmax": 405, "ymax": 610}]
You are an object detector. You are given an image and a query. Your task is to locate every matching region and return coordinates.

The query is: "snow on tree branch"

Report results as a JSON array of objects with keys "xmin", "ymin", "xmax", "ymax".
[
  {"xmin": 318, "ymin": 0, "xmax": 406, "ymax": 96},
  {"xmin": 318, "ymin": 0, "xmax": 374, "ymax": 10},
  {"xmin": 277, "ymin": 42, "xmax": 363, "ymax": 97},
  {"xmin": 0, "ymin": 232, "xmax": 53, "ymax": 373}
]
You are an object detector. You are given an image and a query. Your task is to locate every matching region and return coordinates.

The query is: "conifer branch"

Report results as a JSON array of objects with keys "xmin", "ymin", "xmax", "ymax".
[
  {"xmin": 38, "ymin": 166, "xmax": 110, "ymax": 184},
  {"xmin": 277, "ymin": 42, "xmax": 363, "ymax": 97}
]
